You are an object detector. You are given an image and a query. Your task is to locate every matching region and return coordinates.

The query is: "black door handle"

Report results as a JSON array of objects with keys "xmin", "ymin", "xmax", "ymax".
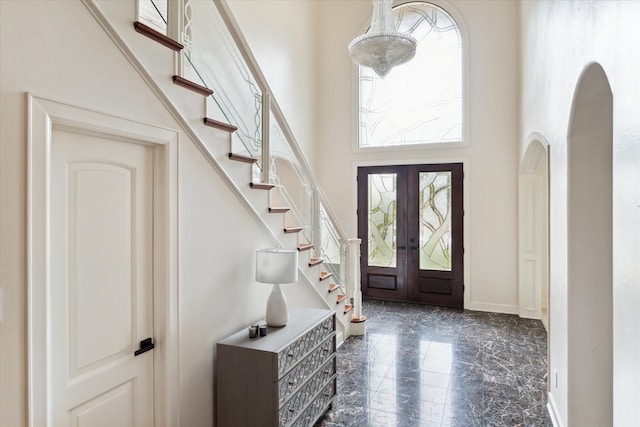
[
  {"xmin": 134, "ymin": 338, "xmax": 155, "ymax": 356},
  {"xmin": 398, "ymin": 246, "xmax": 406, "ymax": 250}
]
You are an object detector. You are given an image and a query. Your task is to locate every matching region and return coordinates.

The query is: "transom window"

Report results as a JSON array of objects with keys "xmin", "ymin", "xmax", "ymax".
[{"xmin": 358, "ymin": 2, "xmax": 463, "ymax": 148}]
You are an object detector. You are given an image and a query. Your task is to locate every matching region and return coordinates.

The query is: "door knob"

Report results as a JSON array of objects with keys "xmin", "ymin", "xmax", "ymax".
[{"xmin": 134, "ymin": 337, "xmax": 155, "ymax": 356}]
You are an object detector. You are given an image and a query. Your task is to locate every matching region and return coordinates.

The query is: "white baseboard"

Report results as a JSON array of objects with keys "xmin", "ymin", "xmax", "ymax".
[
  {"xmin": 547, "ymin": 392, "xmax": 565, "ymax": 427},
  {"xmin": 465, "ymin": 301, "xmax": 519, "ymax": 315}
]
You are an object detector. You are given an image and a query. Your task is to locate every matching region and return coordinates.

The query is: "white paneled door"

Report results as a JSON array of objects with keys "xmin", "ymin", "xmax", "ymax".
[{"xmin": 50, "ymin": 129, "xmax": 155, "ymax": 426}]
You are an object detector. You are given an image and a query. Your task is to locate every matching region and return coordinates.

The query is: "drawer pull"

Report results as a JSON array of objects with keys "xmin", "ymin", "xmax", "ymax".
[{"xmin": 288, "ymin": 380, "xmax": 296, "ymax": 386}]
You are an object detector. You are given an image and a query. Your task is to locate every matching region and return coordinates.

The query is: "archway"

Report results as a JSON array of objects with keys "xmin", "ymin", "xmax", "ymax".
[
  {"xmin": 519, "ymin": 135, "xmax": 550, "ymax": 329},
  {"xmin": 567, "ymin": 63, "xmax": 613, "ymax": 426}
]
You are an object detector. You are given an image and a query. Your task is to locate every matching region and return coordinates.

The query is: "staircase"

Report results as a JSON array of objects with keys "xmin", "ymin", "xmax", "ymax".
[{"xmin": 83, "ymin": 0, "xmax": 364, "ymax": 341}]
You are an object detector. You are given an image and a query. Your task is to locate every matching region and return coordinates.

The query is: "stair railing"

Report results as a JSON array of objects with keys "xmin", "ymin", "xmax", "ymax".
[
  {"xmin": 212, "ymin": 0, "xmax": 358, "ymax": 303},
  {"xmin": 138, "ymin": 0, "xmax": 360, "ymax": 314}
]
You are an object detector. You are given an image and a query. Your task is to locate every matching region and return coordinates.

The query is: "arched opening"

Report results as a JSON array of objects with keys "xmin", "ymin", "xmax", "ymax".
[
  {"xmin": 567, "ymin": 63, "xmax": 613, "ymax": 426},
  {"xmin": 519, "ymin": 136, "xmax": 550, "ymax": 329}
]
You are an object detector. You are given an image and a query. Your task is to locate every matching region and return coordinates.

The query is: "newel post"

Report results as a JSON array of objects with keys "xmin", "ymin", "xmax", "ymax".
[{"xmin": 348, "ymin": 238, "xmax": 366, "ymax": 335}]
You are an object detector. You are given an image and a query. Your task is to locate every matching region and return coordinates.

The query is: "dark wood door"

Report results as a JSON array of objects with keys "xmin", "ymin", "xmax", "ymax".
[{"xmin": 357, "ymin": 163, "xmax": 464, "ymax": 308}]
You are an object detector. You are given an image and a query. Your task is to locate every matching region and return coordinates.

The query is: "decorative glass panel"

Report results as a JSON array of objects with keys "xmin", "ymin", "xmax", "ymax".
[
  {"xmin": 139, "ymin": 0, "xmax": 168, "ymax": 34},
  {"xmin": 319, "ymin": 204, "xmax": 345, "ymax": 285},
  {"xmin": 368, "ymin": 174, "xmax": 397, "ymax": 267},
  {"xmin": 419, "ymin": 172, "xmax": 451, "ymax": 270},
  {"xmin": 182, "ymin": 0, "xmax": 263, "ymax": 162},
  {"xmin": 359, "ymin": 2, "xmax": 462, "ymax": 148},
  {"xmin": 270, "ymin": 114, "xmax": 313, "ymax": 241}
]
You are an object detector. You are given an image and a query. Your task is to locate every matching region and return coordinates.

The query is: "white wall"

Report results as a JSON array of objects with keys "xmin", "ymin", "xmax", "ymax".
[
  {"xmin": 0, "ymin": 1, "xmax": 319, "ymax": 426},
  {"xmin": 227, "ymin": 0, "xmax": 319, "ymax": 168},
  {"xmin": 315, "ymin": 0, "xmax": 521, "ymax": 312},
  {"xmin": 520, "ymin": 1, "xmax": 640, "ymax": 425}
]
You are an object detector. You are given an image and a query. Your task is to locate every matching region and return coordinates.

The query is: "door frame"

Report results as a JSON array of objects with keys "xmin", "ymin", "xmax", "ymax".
[
  {"xmin": 27, "ymin": 94, "xmax": 179, "ymax": 427},
  {"xmin": 352, "ymin": 157, "xmax": 471, "ymax": 308}
]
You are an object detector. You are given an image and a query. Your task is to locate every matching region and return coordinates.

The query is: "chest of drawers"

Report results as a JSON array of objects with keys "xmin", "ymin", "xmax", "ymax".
[{"xmin": 216, "ymin": 308, "xmax": 336, "ymax": 426}]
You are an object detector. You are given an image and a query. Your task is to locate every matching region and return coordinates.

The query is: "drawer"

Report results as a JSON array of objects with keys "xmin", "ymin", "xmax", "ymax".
[
  {"xmin": 277, "ymin": 316, "xmax": 334, "ymax": 376},
  {"xmin": 278, "ymin": 357, "xmax": 336, "ymax": 426},
  {"xmin": 290, "ymin": 380, "xmax": 336, "ymax": 427},
  {"xmin": 278, "ymin": 336, "xmax": 335, "ymax": 404}
]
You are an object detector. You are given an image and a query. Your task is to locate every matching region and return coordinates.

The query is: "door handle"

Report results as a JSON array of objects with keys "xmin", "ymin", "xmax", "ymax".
[
  {"xmin": 397, "ymin": 246, "xmax": 406, "ymax": 250},
  {"xmin": 134, "ymin": 337, "xmax": 155, "ymax": 356},
  {"xmin": 410, "ymin": 246, "xmax": 419, "ymax": 250}
]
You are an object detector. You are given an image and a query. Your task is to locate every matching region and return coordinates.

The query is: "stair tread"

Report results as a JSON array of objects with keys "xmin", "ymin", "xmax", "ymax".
[
  {"xmin": 172, "ymin": 75, "xmax": 213, "ymax": 96},
  {"xmin": 298, "ymin": 244, "xmax": 314, "ymax": 252},
  {"xmin": 328, "ymin": 283, "xmax": 339, "ymax": 293},
  {"xmin": 319, "ymin": 271, "xmax": 333, "ymax": 281},
  {"xmin": 284, "ymin": 227, "xmax": 303, "ymax": 234},
  {"xmin": 309, "ymin": 258, "xmax": 323, "ymax": 267},
  {"xmin": 250, "ymin": 182, "xmax": 274, "ymax": 190},
  {"xmin": 269, "ymin": 207, "xmax": 291, "ymax": 213},
  {"xmin": 344, "ymin": 304, "xmax": 354, "ymax": 314},
  {"xmin": 336, "ymin": 294, "xmax": 348, "ymax": 304},
  {"xmin": 351, "ymin": 315, "xmax": 367, "ymax": 323},
  {"xmin": 204, "ymin": 117, "xmax": 238, "ymax": 132},
  {"xmin": 134, "ymin": 21, "xmax": 184, "ymax": 51},
  {"xmin": 228, "ymin": 153, "xmax": 257, "ymax": 164}
]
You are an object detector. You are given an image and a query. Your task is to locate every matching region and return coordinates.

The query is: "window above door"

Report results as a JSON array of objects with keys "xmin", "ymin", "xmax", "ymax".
[{"xmin": 356, "ymin": 2, "xmax": 464, "ymax": 150}]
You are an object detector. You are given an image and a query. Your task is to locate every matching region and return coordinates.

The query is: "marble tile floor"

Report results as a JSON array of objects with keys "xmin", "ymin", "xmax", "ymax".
[{"xmin": 316, "ymin": 299, "xmax": 551, "ymax": 427}]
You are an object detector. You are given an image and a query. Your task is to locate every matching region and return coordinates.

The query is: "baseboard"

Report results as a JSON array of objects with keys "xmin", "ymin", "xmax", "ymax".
[
  {"xmin": 547, "ymin": 392, "xmax": 565, "ymax": 427},
  {"xmin": 519, "ymin": 309, "xmax": 542, "ymax": 320},
  {"xmin": 465, "ymin": 301, "xmax": 519, "ymax": 315}
]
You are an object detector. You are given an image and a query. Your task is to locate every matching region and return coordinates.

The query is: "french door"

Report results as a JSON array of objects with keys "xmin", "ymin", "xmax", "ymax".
[{"xmin": 357, "ymin": 164, "xmax": 464, "ymax": 308}]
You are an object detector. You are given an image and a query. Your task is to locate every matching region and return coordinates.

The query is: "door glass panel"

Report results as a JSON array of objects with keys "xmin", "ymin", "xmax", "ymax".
[
  {"xmin": 368, "ymin": 173, "xmax": 397, "ymax": 267},
  {"xmin": 419, "ymin": 172, "xmax": 452, "ymax": 271}
]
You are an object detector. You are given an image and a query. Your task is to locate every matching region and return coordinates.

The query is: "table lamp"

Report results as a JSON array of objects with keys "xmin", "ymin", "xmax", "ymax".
[{"xmin": 256, "ymin": 248, "xmax": 299, "ymax": 327}]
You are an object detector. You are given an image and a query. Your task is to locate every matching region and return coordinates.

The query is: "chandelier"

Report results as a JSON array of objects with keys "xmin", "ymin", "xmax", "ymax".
[{"xmin": 348, "ymin": 0, "xmax": 417, "ymax": 79}]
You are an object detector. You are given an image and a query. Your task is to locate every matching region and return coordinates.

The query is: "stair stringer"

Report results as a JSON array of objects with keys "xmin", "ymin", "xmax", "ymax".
[{"xmin": 82, "ymin": 0, "xmax": 351, "ymax": 341}]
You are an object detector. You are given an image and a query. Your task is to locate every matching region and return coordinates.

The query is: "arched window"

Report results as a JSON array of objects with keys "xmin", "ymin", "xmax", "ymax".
[{"xmin": 358, "ymin": 2, "xmax": 463, "ymax": 148}]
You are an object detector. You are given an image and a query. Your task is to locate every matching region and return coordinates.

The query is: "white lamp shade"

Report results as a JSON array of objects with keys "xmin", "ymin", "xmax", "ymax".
[{"xmin": 256, "ymin": 248, "xmax": 299, "ymax": 284}]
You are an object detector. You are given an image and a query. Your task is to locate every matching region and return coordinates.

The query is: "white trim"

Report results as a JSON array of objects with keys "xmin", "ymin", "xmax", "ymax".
[
  {"xmin": 547, "ymin": 391, "xmax": 565, "ymax": 427},
  {"xmin": 27, "ymin": 94, "xmax": 179, "ymax": 427},
  {"xmin": 465, "ymin": 301, "xmax": 519, "ymax": 315}
]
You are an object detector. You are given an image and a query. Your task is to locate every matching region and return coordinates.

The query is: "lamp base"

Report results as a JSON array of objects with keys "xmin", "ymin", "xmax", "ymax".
[{"xmin": 266, "ymin": 283, "xmax": 288, "ymax": 327}]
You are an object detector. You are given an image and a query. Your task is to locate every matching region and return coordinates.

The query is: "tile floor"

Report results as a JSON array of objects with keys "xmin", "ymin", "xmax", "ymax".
[{"xmin": 317, "ymin": 299, "xmax": 551, "ymax": 427}]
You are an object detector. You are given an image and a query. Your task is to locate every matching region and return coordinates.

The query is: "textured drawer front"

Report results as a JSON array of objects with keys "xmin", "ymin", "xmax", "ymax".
[
  {"xmin": 291, "ymin": 380, "xmax": 336, "ymax": 427},
  {"xmin": 278, "ymin": 357, "xmax": 336, "ymax": 426},
  {"xmin": 277, "ymin": 316, "xmax": 333, "ymax": 375},
  {"xmin": 278, "ymin": 336, "xmax": 334, "ymax": 404}
]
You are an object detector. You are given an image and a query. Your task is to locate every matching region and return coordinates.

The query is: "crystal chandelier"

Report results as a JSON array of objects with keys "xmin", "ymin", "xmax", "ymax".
[{"xmin": 348, "ymin": 0, "xmax": 417, "ymax": 79}]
